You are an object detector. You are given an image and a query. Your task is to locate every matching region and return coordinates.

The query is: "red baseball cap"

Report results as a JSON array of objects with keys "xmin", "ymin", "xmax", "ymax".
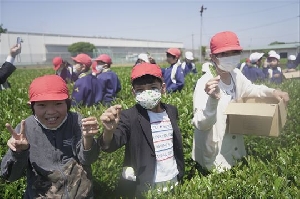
[
  {"xmin": 166, "ymin": 48, "xmax": 181, "ymax": 58},
  {"xmin": 71, "ymin": 53, "xmax": 92, "ymax": 68},
  {"xmin": 210, "ymin": 31, "xmax": 243, "ymax": 54},
  {"xmin": 131, "ymin": 63, "xmax": 162, "ymax": 81},
  {"xmin": 29, "ymin": 75, "xmax": 69, "ymax": 102},
  {"xmin": 52, "ymin": 57, "xmax": 63, "ymax": 71},
  {"xmin": 94, "ymin": 54, "xmax": 112, "ymax": 65}
]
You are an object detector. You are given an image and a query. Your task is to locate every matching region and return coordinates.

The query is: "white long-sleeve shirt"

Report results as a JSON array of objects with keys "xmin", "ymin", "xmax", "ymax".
[{"xmin": 192, "ymin": 68, "xmax": 275, "ymax": 172}]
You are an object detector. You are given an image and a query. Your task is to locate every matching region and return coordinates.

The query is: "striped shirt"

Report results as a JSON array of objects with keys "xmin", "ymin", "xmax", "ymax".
[{"xmin": 147, "ymin": 110, "xmax": 179, "ymax": 183}]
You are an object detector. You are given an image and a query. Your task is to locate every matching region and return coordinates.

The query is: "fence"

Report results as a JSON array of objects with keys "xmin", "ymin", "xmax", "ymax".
[{"xmin": 1, "ymin": 52, "xmax": 168, "ymax": 67}]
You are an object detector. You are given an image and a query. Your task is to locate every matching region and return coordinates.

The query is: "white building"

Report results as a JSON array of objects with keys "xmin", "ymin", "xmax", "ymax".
[{"xmin": 0, "ymin": 31, "xmax": 184, "ymax": 65}]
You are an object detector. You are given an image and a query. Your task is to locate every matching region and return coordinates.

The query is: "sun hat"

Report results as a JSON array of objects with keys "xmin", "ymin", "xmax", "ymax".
[
  {"xmin": 269, "ymin": 53, "xmax": 280, "ymax": 60},
  {"xmin": 29, "ymin": 75, "xmax": 69, "ymax": 102},
  {"xmin": 185, "ymin": 51, "xmax": 194, "ymax": 60},
  {"xmin": 138, "ymin": 53, "xmax": 150, "ymax": 63},
  {"xmin": 288, "ymin": 55, "xmax": 296, "ymax": 61},
  {"xmin": 249, "ymin": 52, "xmax": 264, "ymax": 63}
]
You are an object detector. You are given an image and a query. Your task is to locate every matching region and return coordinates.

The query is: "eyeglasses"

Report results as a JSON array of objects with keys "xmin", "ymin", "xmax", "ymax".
[{"xmin": 215, "ymin": 50, "xmax": 242, "ymax": 58}]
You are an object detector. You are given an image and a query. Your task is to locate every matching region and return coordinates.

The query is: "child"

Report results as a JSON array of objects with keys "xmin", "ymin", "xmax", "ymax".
[
  {"xmin": 1, "ymin": 75, "xmax": 100, "ymax": 198},
  {"xmin": 192, "ymin": 31, "xmax": 289, "ymax": 173},
  {"xmin": 267, "ymin": 53, "xmax": 283, "ymax": 84},
  {"xmin": 98, "ymin": 63, "xmax": 184, "ymax": 198},
  {"xmin": 71, "ymin": 55, "xmax": 103, "ymax": 107},
  {"xmin": 242, "ymin": 52, "xmax": 265, "ymax": 83},
  {"xmin": 94, "ymin": 54, "xmax": 121, "ymax": 106},
  {"xmin": 286, "ymin": 55, "xmax": 297, "ymax": 72},
  {"xmin": 181, "ymin": 51, "xmax": 197, "ymax": 76},
  {"xmin": 162, "ymin": 48, "xmax": 185, "ymax": 93},
  {"xmin": 52, "ymin": 56, "xmax": 78, "ymax": 83},
  {"xmin": 134, "ymin": 53, "xmax": 150, "ymax": 67},
  {"xmin": 71, "ymin": 71, "xmax": 100, "ymax": 107},
  {"xmin": 71, "ymin": 53, "xmax": 92, "ymax": 78}
]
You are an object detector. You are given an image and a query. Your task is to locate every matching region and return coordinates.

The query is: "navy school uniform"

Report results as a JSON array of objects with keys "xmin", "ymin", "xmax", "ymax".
[
  {"xmin": 162, "ymin": 64, "xmax": 185, "ymax": 93},
  {"xmin": 287, "ymin": 62, "xmax": 297, "ymax": 70},
  {"xmin": 71, "ymin": 73, "xmax": 101, "ymax": 107},
  {"xmin": 269, "ymin": 67, "xmax": 283, "ymax": 84},
  {"xmin": 56, "ymin": 65, "xmax": 78, "ymax": 83},
  {"xmin": 262, "ymin": 66, "xmax": 270, "ymax": 79},
  {"xmin": 96, "ymin": 70, "xmax": 121, "ymax": 106},
  {"xmin": 181, "ymin": 62, "xmax": 197, "ymax": 76},
  {"xmin": 242, "ymin": 65, "xmax": 266, "ymax": 83}
]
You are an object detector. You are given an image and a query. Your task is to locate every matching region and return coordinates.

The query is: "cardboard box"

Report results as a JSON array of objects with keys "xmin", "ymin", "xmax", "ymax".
[
  {"xmin": 283, "ymin": 71, "xmax": 300, "ymax": 79},
  {"xmin": 225, "ymin": 97, "xmax": 287, "ymax": 137}
]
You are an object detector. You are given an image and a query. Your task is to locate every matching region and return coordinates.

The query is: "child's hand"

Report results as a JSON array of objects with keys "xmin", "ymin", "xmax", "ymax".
[
  {"xmin": 6, "ymin": 120, "xmax": 29, "ymax": 152},
  {"xmin": 82, "ymin": 117, "xmax": 99, "ymax": 138},
  {"xmin": 100, "ymin": 104, "xmax": 122, "ymax": 132},
  {"xmin": 273, "ymin": 74, "xmax": 281, "ymax": 78},
  {"xmin": 204, "ymin": 75, "xmax": 221, "ymax": 100}
]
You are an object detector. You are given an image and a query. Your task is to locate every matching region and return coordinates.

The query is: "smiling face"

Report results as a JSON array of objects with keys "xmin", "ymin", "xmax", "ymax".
[{"xmin": 33, "ymin": 100, "xmax": 68, "ymax": 129}]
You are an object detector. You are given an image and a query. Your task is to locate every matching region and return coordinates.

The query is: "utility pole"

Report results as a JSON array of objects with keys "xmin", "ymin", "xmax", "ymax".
[
  {"xmin": 192, "ymin": 34, "xmax": 194, "ymax": 55},
  {"xmin": 199, "ymin": 5, "xmax": 207, "ymax": 64}
]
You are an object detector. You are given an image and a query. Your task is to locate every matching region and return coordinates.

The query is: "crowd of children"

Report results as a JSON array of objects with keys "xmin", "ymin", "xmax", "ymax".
[{"xmin": 0, "ymin": 31, "xmax": 296, "ymax": 198}]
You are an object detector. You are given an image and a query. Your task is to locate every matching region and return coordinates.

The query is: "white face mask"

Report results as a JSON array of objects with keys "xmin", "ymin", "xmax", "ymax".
[
  {"xmin": 34, "ymin": 114, "xmax": 68, "ymax": 130},
  {"xmin": 217, "ymin": 55, "xmax": 241, "ymax": 72},
  {"xmin": 135, "ymin": 89, "xmax": 161, "ymax": 110},
  {"xmin": 96, "ymin": 64, "xmax": 106, "ymax": 72}
]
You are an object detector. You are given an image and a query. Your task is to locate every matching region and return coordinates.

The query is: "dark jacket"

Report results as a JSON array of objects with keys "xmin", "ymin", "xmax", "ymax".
[
  {"xmin": 0, "ymin": 62, "xmax": 16, "ymax": 90},
  {"xmin": 1, "ymin": 112, "xmax": 99, "ymax": 198},
  {"xmin": 72, "ymin": 74, "xmax": 100, "ymax": 107},
  {"xmin": 242, "ymin": 64, "xmax": 266, "ymax": 83},
  {"xmin": 0, "ymin": 61, "xmax": 16, "ymax": 84},
  {"xmin": 99, "ymin": 103, "xmax": 184, "ymax": 198},
  {"xmin": 96, "ymin": 70, "xmax": 121, "ymax": 106}
]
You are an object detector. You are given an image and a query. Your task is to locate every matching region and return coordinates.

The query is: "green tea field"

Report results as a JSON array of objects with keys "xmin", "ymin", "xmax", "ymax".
[{"xmin": 0, "ymin": 65, "xmax": 299, "ymax": 198}]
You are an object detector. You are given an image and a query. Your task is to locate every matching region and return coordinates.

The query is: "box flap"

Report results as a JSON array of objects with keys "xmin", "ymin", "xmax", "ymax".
[
  {"xmin": 278, "ymin": 99, "xmax": 287, "ymax": 127},
  {"xmin": 225, "ymin": 102, "xmax": 277, "ymax": 117},
  {"xmin": 241, "ymin": 97, "xmax": 279, "ymax": 104}
]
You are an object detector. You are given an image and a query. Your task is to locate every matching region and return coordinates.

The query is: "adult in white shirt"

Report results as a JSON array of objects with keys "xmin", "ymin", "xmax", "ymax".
[
  {"xmin": 192, "ymin": 31, "xmax": 289, "ymax": 172},
  {"xmin": 0, "ymin": 44, "xmax": 21, "ymax": 90}
]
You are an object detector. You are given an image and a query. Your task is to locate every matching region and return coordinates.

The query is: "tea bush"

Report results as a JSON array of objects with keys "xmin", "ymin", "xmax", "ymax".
[{"xmin": 0, "ymin": 66, "xmax": 299, "ymax": 198}]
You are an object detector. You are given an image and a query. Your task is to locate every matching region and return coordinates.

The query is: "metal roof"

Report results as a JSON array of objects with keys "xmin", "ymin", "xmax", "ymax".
[{"xmin": 243, "ymin": 43, "xmax": 300, "ymax": 51}]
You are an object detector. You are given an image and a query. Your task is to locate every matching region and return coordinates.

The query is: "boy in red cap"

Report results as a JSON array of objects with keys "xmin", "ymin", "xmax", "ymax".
[
  {"xmin": 192, "ymin": 31, "xmax": 289, "ymax": 173},
  {"xmin": 93, "ymin": 54, "xmax": 121, "ymax": 106},
  {"xmin": 1, "ymin": 75, "xmax": 100, "ymax": 198},
  {"xmin": 162, "ymin": 48, "xmax": 185, "ymax": 93},
  {"xmin": 52, "ymin": 56, "xmax": 78, "ymax": 83},
  {"xmin": 98, "ymin": 63, "xmax": 184, "ymax": 198},
  {"xmin": 71, "ymin": 53, "xmax": 92, "ymax": 78}
]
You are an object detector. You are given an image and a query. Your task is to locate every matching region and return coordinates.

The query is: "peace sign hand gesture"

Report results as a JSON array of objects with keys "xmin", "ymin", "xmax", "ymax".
[{"xmin": 6, "ymin": 120, "xmax": 29, "ymax": 152}]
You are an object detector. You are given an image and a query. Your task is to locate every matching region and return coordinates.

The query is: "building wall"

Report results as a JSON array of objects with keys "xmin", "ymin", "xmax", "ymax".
[{"xmin": 0, "ymin": 32, "xmax": 184, "ymax": 66}]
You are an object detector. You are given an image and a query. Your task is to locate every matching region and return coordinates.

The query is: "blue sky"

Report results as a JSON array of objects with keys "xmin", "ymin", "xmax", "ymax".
[{"xmin": 1, "ymin": 0, "xmax": 299, "ymax": 49}]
